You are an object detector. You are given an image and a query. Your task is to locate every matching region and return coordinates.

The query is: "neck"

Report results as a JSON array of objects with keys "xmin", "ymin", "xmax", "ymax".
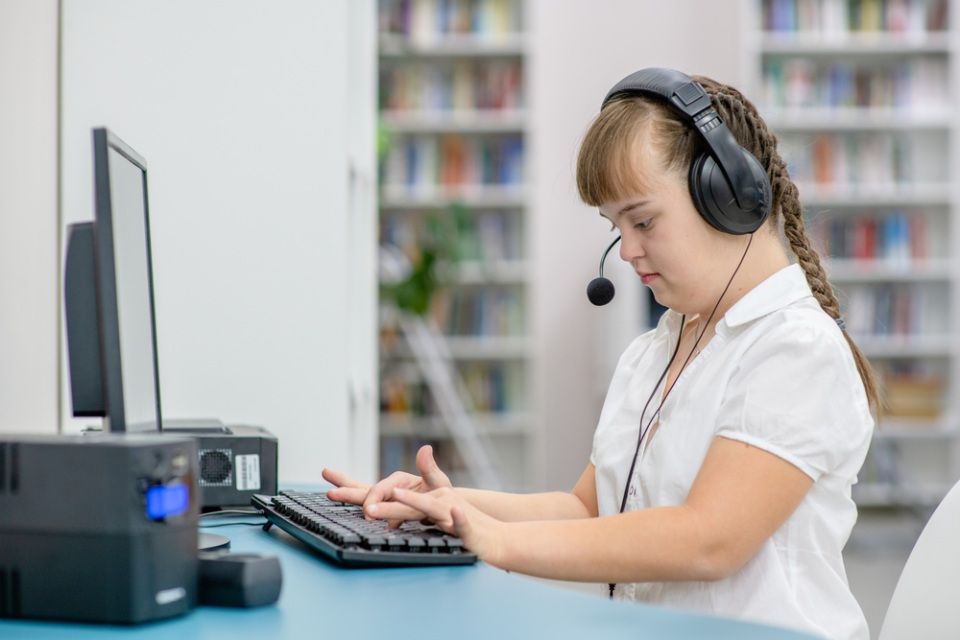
[{"xmin": 693, "ymin": 231, "xmax": 791, "ymax": 325}]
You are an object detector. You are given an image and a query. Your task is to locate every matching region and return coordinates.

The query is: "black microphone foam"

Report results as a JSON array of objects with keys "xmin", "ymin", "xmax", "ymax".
[{"xmin": 587, "ymin": 277, "xmax": 615, "ymax": 306}]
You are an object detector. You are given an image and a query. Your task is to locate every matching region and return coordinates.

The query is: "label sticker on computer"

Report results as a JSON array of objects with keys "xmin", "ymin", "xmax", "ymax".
[{"xmin": 235, "ymin": 454, "xmax": 261, "ymax": 491}]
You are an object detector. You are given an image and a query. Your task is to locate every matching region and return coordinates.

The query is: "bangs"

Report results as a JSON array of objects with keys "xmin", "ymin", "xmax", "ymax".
[{"xmin": 576, "ymin": 99, "xmax": 659, "ymax": 207}]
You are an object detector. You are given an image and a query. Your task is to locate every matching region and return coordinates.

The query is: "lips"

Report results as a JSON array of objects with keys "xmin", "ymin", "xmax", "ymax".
[{"xmin": 640, "ymin": 273, "xmax": 659, "ymax": 285}]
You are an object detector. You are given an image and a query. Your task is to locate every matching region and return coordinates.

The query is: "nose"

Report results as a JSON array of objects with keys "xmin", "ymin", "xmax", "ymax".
[{"xmin": 618, "ymin": 229, "xmax": 645, "ymax": 263}]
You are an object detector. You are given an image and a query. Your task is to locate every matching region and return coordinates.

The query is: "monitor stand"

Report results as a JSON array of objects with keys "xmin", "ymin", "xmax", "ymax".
[{"xmin": 199, "ymin": 532, "xmax": 231, "ymax": 552}]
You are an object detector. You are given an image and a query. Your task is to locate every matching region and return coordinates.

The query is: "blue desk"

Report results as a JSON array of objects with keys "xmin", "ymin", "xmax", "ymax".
[{"xmin": 0, "ymin": 517, "xmax": 818, "ymax": 639}]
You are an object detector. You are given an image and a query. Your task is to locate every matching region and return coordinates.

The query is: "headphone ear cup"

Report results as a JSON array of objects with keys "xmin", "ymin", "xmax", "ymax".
[{"xmin": 689, "ymin": 150, "xmax": 771, "ymax": 235}]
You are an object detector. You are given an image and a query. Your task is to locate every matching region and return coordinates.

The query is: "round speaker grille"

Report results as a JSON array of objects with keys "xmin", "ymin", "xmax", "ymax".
[{"xmin": 199, "ymin": 450, "xmax": 232, "ymax": 486}]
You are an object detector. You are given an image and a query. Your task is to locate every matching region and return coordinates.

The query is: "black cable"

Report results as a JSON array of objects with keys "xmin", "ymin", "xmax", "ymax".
[
  {"xmin": 200, "ymin": 521, "xmax": 265, "ymax": 528},
  {"xmin": 599, "ymin": 235, "xmax": 621, "ymax": 278},
  {"xmin": 615, "ymin": 318, "xmax": 686, "ymax": 516},
  {"xmin": 199, "ymin": 509, "xmax": 260, "ymax": 518},
  {"xmin": 609, "ymin": 233, "xmax": 755, "ymax": 599}
]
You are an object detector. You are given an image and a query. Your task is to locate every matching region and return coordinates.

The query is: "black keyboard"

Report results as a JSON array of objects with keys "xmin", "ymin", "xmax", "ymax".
[{"xmin": 251, "ymin": 491, "xmax": 478, "ymax": 567}]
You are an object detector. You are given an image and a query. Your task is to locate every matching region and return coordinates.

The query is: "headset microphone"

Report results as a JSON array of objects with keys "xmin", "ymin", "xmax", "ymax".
[{"xmin": 587, "ymin": 236, "xmax": 622, "ymax": 306}]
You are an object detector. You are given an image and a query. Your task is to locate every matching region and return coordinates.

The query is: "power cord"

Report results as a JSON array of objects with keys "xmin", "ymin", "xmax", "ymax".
[{"xmin": 198, "ymin": 508, "xmax": 265, "ymax": 528}]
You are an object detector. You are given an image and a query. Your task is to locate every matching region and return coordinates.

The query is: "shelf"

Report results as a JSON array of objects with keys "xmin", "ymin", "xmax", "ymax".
[
  {"xmin": 757, "ymin": 31, "xmax": 951, "ymax": 55},
  {"xmin": 381, "ymin": 110, "xmax": 525, "ymax": 133},
  {"xmin": 380, "ymin": 184, "xmax": 526, "ymax": 209},
  {"xmin": 825, "ymin": 259, "xmax": 952, "ymax": 282},
  {"xmin": 763, "ymin": 108, "xmax": 951, "ymax": 131},
  {"xmin": 379, "ymin": 33, "xmax": 526, "ymax": 58},
  {"xmin": 798, "ymin": 183, "xmax": 953, "ymax": 208},
  {"xmin": 385, "ymin": 335, "xmax": 531, "ymax": 360},
  {"xmin": 853, "ymin": 335, "xmax": 954, "ymax": 359},
  {"xmin": 439, "ymin": 261, "xmax": 529, "ymax": 284},
  {"xmin": 751, "ymin": 1, "xmax": 960, "ymax": 514},
  {"xmin": 376, "ymin": 2, "xmax": 534, "ymax": 489},
  {"xmin": 379, "ymin": 411, "xmax": 531, "ymax": 438},
  {"xmin": 853, "ymin": 481, "xmax": 952, "ymax": 508},
  {"xmin": 874, "ymin": 419, "xmax": 958, "ymax": 440}
]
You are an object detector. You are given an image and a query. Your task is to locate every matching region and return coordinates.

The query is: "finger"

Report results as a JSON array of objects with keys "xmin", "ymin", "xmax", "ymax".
[
  {"xmin": 326, "ymin": 486, "xmax": 368, "ymax": 505},
  {"xmin": 363, "ymin": 472, "xmax": 416, "ymax": 514},
  {"xmin": 392, "ymin": 488, "xmax": 453, "ymax": 528},
  {"xmin": 365, "ymin": 501, "xmax": 425, "ymax": 522},
  {"xmin": 415, "ymin": 445, "xmax": 450, "ymax": 489},
  {"xmin": 450, "ymin": 504, "xmax": 471, "ymax": 538},
  {"xmin": 321, "ymin": 468, "xmax": 370, "ymax": 490}
]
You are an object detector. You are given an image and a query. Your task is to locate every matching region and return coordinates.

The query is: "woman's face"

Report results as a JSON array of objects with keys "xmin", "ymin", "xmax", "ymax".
[{"xmin": 597, "ymin": 145, "xmax": 745, "ymax": 316}]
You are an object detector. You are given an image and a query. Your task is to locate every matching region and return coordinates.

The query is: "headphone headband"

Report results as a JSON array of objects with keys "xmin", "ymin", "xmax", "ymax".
[
  {"xmin": 600, "ymin": 68, "xmax": 771, "ymax": 233},
  {"xmin": 603, "ymin": 67, "xmax": 712, "ymax": 119}
]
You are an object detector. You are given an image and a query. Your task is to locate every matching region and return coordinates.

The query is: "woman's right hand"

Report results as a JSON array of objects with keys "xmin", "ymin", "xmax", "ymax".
[{"xmin": 322, "ymin": 444, "xmax": 453, "ymax": 526}]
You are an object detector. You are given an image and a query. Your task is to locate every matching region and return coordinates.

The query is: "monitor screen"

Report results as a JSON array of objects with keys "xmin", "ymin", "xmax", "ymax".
[{"xmin": 92, "ymin": 128, "xmax": 163, "ymax": 432}]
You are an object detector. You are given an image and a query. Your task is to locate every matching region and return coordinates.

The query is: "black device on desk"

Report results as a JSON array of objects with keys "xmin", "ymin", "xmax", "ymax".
[
  {"xmin": 63, "ymin": 127, "xmax": 279, "ymax": 511},
  {"xmin": 165, "ymin": 421, "xmax": 279, "ymax": 510},
  {"xmin": 252, "ymin": 491, "xmax": 477, "ymax": 567},
  {"xmin": 0, "ymin": 433, "xmax": 199, "ymax": 623}
]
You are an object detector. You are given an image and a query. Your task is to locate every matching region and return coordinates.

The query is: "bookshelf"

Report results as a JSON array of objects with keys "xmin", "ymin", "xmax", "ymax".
[
  {"xmin": 376, "ymin": 0, "xmax": 535, "ymax": 490},
  {"xmin": 744, "ymin": 0, "xmax": 959, "ymax": 508}
]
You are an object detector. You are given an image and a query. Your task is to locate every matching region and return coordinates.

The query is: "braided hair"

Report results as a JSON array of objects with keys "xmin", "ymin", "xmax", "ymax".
[{"xmin": 576, "ymin": 74, "xmax": 882, "ymax": 415}]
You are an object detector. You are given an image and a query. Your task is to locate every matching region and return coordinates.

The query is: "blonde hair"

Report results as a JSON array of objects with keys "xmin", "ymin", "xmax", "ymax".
[{"xmin": 576, "ymin": 74, "xmax": 882, "ymax": 415}]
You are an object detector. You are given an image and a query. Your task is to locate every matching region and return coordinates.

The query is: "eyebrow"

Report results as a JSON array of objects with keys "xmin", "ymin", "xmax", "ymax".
[{"xmin": 599, "ymin": 199, "xmax": 651, "ymax": 220}]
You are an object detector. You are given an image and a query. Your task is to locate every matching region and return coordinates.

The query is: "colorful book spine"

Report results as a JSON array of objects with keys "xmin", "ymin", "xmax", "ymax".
[
  {"xmin": 380, "ymin": 363, "xmax": 520, "ymax": 414},
  {"xmin": 781, "ymin": 132, "xmax": 924, "ymax": 186},
  {"xmin": 762, "ymin": 0, "xmax": 948, "ymax": 33},
  {"xmin": 844, "ymin": 284, "xmax": 931, "ymax": 336},
  {"xmin": 379, "ymin": 0, "xmax": 523, "ymax": 40},
  {"xmin": 381, "ymin": 60, "xmax": 524, "ymax": 112},
  {"xmin": 814, "ymin": 212, "xmax": 929, "ymax": 262},
  {"xmin": 383, "ymin": 134, "xmax": 524, "ymax": 191},
  {"xmin": 761, "ymin": 58, "xmax": 948, "ymax": 110},
  {"xmin": 430, "ymin": 288, "xmax": 524, "ymax": 336}
]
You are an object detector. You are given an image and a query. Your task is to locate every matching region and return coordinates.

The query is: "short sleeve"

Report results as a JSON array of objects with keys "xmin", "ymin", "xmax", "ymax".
[{"xmin": 714, "ymin": 317, "xmax": 873, "ymax": 481}]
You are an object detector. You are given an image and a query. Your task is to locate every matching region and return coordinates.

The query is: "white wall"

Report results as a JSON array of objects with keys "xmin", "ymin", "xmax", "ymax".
[
  {"xmin": 0, "ymin": 0, "xmax": 60, "ymax": 434},
  {"xmin": 59, "ymin": 0, "xmax": 377, "ymax": 482},
  {"xmin": 528, "ymin": 0, "xmax": 746, "ymax": 489}
]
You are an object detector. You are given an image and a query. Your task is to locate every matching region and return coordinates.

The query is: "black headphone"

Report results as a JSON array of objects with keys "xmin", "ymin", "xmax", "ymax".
[{"xmin": 586, "ymin": 68, "xmax": 772, "ymax": 306}]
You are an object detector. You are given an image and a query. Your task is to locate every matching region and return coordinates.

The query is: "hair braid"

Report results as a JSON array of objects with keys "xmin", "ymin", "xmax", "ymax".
[{"xmin": 696, "ymin": 78, "xmax": 883, "ymax": 415}]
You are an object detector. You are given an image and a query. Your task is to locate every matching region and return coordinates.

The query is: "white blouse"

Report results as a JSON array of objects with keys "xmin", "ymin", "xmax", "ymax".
[{"xmin": 591, "ymin": 264, "xmax": 874, "ymax": 640}]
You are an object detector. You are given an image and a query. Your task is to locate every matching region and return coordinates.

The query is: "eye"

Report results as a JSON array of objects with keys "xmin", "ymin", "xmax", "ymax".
[{"xmin": 634, "ymin": 218, "xmax": 653, "ymax": 230}]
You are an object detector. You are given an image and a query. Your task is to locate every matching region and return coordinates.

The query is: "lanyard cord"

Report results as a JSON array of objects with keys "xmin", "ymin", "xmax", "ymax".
[{"xmin": 608, "ymin": 233, "xmax": 754, "ymax": 599}]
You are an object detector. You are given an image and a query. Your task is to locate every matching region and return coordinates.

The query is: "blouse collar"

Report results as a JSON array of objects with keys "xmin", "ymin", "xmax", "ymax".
[{"xmin": 661, "ymin": 264, "xmax": 814, "ymax": 339}]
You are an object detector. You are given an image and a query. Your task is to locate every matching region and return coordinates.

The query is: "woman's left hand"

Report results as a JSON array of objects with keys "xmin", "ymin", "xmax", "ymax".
[{"xmin": 388, "ymin": 486, "xmax": 506, "ymax": 567}]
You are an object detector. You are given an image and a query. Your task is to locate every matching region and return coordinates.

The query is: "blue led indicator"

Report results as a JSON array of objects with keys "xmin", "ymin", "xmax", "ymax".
[{"xmin": 146, "ymin": 483, "xmax": 190, "ymax": 520}]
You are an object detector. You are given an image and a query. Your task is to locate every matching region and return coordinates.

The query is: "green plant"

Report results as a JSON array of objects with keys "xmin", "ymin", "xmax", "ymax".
[{"xmin": 380, "ymin": 202, "xmax": 471, "ymax": 316}]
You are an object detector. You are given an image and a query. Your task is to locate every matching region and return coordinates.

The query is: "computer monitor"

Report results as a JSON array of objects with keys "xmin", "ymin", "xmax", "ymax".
[{"xmin": 64, "ymin": 127, "xmax": 162, "ymax": 432}]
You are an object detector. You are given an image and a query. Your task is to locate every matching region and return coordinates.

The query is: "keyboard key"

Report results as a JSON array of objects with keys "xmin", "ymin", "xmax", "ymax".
[
  {"xmin": 363, "ymin": 535, "xmax": 386, "ymax": 549},
  {"xmin": 406, "ymin": 537, "xmax": 426, "ymax": 551}
]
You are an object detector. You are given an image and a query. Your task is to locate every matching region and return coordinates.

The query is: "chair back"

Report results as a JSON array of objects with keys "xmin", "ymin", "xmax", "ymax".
[{"xmin": 879, "ymin": 481, "xmax": 960, "ymax": 639}]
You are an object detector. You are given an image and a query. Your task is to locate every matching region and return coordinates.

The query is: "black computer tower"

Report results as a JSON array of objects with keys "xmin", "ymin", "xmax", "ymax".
[{"xmin": 0, "ymin": 434, "xmax": 199, "ymax": 624}]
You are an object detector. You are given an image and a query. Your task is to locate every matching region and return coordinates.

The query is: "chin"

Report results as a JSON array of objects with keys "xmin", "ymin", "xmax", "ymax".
[{"xmin": 650, "ymin": 290, "xmax": 696, "ymax": 317}]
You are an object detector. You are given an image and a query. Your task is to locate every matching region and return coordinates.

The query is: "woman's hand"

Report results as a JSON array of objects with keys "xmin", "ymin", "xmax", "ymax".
[
  {"xmin": 322, "ymin": 444, "xmax": 453, "ymax": 526},
  {"xmin": 389, "ymin": 486, "xmax": 506, "ymax": 567}
]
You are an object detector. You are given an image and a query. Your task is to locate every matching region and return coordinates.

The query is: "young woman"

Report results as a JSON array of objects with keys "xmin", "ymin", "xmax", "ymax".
[{"xmin": 325, "ymin": 69, "xmax": 877, "ymax": 639}]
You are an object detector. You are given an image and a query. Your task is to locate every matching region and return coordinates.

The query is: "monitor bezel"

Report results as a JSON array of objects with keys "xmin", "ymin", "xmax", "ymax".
[{"xmin": 92, "ymin": 127, "xmax": 163, "ymax": 432}]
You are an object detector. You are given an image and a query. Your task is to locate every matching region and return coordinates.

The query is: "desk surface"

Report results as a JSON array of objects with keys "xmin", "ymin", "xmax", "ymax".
[{"xmin": 0, "ymin": 516, "xmax": 818, "ymax": 639}]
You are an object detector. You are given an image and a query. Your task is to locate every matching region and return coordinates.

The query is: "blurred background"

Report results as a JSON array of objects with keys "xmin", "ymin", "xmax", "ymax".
[{"xmin": 0, "ymin": 0, "xmax": 955, "ymax": 635}]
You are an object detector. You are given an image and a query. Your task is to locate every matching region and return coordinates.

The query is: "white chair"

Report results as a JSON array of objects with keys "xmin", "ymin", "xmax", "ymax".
[{"xmin": 879, "ymin": 480, "xmax": 960, "ymax": 639}]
